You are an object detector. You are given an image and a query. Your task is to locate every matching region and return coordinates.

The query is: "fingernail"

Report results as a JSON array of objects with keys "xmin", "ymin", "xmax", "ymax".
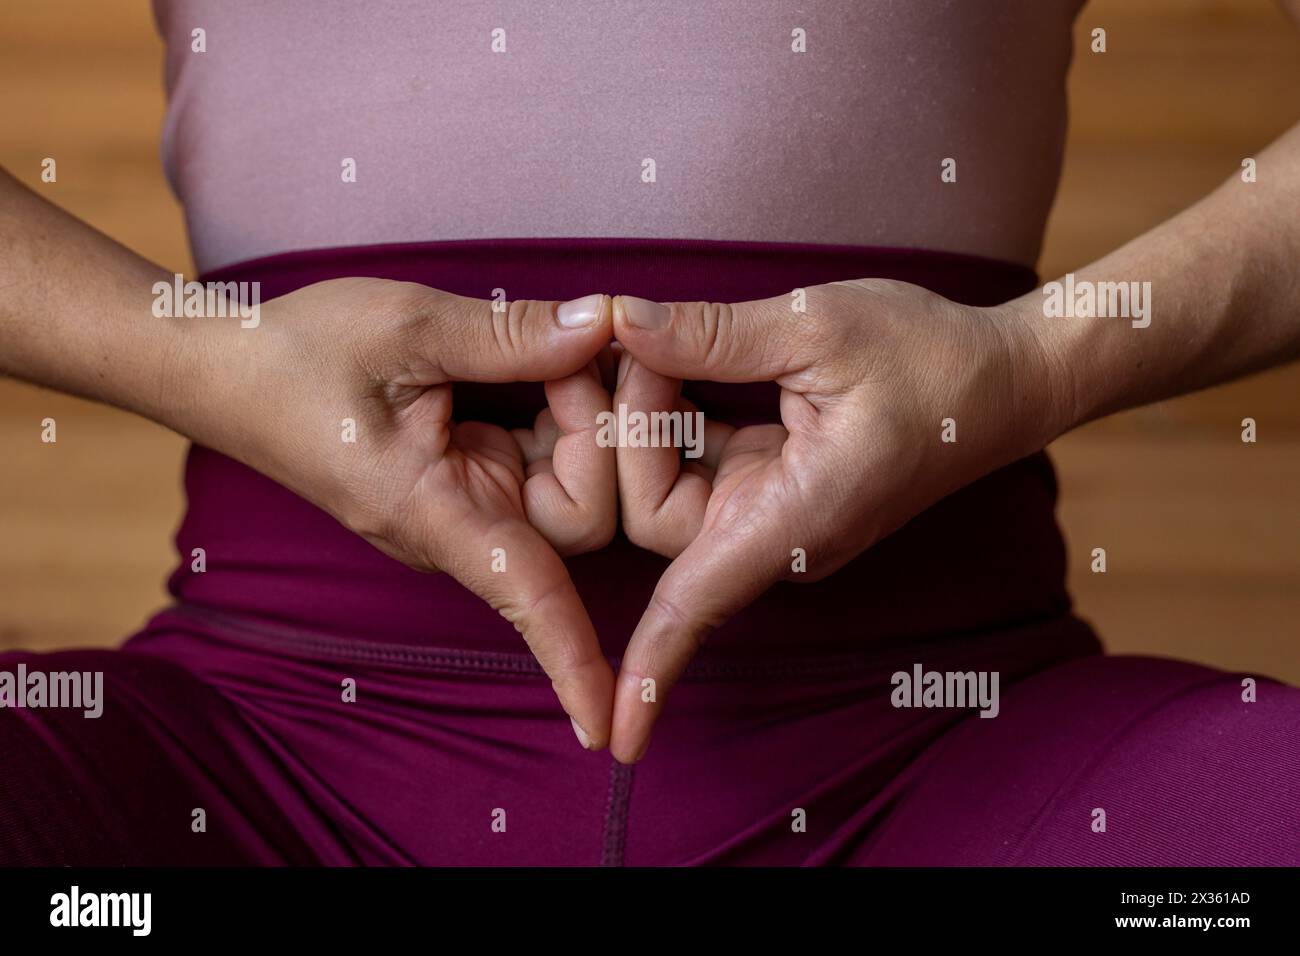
[
  {"xmin": 570, "ymin": 715, "xmax": 593, "ymax": 750},
  {"xmin": 618, "ymin": 295, "xmax": 670, "ymax": 330},
  {"xmin": 556, "ymin": 294, "xmax": 606, "ymax": 329},
  {"xmin": 631, "ymin": 738, "xmax": 651, "ymax": 763},
  {"xmin": 615, "ymin": 350, "xmax": 632, "ymax": 388}
]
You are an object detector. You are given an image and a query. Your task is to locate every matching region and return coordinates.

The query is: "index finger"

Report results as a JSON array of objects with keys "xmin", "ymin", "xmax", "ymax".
[
  {"xmin": 434, "ymin": 509, "xmax": 616, "ymax": 751},
  {"xmin": 609, "ymin": 515, "xmax": 790, "ymax": 764}
]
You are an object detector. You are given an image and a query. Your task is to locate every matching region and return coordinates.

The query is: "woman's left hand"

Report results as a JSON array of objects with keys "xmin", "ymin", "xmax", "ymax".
[{"xmin": 607, "ymin": 279, "xmax": 1072, "ymax": 763}]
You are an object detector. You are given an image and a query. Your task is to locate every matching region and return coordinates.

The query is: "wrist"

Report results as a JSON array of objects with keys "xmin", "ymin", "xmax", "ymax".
[
  {"xmin": 177, "ymin": 292, "xmax": 359, "ymax": 519},
  {"xmin": 988, "ymin": 294, "xmax": 1083, "ymax": 451},
  {"xmin": 146, "ymin": 285, "xmax": 265, "ymax": 460}
]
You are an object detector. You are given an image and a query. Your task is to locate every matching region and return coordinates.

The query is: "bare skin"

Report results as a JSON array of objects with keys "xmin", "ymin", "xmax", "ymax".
[{"xmin": 2, "ymin": 2, "xmax": 1299, "ymax": 762}]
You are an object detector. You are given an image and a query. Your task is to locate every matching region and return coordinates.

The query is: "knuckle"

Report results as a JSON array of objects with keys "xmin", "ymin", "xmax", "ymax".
[
  {"xmin": 621, "ymin": 506, "xmax": 676, "ymax": 558},
  {"xmin": 557, "ymin": 507, "xmax": 617, "ymax": 556},
  {"xmin": 669, "ymin": 300, "xmax": 731, "ymax": 370},
  {"xmin": 645, "ymin": 589, "xmax": 712, "ymax": 651},
  {"xmin": 325, "ymin": 281, "xmax": 426, "ymax": 379},
  {"xmin": 393, "ymin": 288, "xmax": 462, "ymax": 377},
  {"xmin": 805, "ymin": 285, "xmax": 854, "ymax": 351},
  {"xmin": 583, "ymin": 507, "xmax": 619, "ymax": 552},
  {"xmin": 701, "ymin": 300, "xmax": 731, "ymax": 370},
  {"xmin": 379, "ymin": 282, "xmax": 440, "ymax": 340},
  {"xmin": 646, "ymin": 588, "xmax": 691, "ymax": 630},
  {"xmin": 490, "ymin": 298, "xmax": 529, "ymax": 362},
  {"xmin": 495, "ymin": 577, "xmax": 547, "ymax": 630},
  {"xmin": 619, "ymin": 506, "xmax": 654, "ymax": 550}
]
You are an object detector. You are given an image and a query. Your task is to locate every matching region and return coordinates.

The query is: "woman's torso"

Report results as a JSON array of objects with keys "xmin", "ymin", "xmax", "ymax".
[{"xmin": 155, "ymin": 0, "xmax": 1084, "ymax": 274}]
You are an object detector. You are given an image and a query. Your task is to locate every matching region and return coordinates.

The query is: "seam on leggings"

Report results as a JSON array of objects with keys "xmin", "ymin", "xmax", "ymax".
[
  {"xmin": 600, "ymin": 761, "xmax": 635, "ymax": 867},
  {"xmin": 154, "ymin": 602, "xmax": 1097, "ymax": 682}
]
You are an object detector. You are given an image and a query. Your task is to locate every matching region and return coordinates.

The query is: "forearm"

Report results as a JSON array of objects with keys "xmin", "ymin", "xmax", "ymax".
[
  {"xmin": 1013, "ymin": 121, "xmax": 1300, "ymax": 440},
  {"xmin": 0, "ymin": 167, "xmax": 210, "ymax": 432}
]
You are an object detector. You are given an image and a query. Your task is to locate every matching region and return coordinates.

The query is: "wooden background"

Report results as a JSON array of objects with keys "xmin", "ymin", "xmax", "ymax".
[{"xmin": 2, "ymin": 0, "xmax": 1298, "ymax": 682}]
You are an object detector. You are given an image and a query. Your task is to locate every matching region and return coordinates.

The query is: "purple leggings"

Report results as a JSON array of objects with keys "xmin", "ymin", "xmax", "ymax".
[{"xmin": 3, "ymin": 240, "xmax": 1297, "ymax": 865}]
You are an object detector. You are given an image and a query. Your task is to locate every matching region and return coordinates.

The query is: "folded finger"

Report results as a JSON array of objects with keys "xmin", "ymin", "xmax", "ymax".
[
  {"xmin": 522, "ymin": 361, "xmax": 617, "ymax": 554},
  {"xmin": 614, "ymin": 353, "xmax": 713, "ymax": 557}
]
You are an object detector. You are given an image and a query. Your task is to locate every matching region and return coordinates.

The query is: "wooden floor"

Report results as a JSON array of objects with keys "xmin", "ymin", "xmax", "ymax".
[{"xmin": 2, "ymin": 0, "xmax": 1298, "ymax": 682}]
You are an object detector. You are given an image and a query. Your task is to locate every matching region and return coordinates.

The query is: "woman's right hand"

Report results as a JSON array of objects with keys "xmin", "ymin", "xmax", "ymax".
[{"xmin": 189, "ymin": 277, "xmax": 618, "ymax": 749}]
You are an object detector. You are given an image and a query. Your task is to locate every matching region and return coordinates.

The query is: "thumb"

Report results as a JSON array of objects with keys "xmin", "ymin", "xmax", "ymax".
[
  {"xmin": 418, "ymin": 291, "xmax": 613, "ymax": 383},
  {"xmin": 612, "ymin": 293, "xmax": 818, "ymax": 383}
]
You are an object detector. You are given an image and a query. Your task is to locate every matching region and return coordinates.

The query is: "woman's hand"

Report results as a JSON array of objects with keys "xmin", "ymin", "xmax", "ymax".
[
  {"xmin": 608, "ymin": 279, "xmax": 1070, "ymax": 762},
  {"xmin": 197, "ymin": 278, "xmax": 619, "ymax": 749}
]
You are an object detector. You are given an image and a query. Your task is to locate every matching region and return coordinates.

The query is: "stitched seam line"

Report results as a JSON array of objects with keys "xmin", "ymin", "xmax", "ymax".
[
  {"xmin": 154, "ymin": 602, "xmax": 1097, "ymax": 682},
  {"xmin": 600, "ymin": 762, "xmax": 635, "ymax": 867},
  {"xmin": 162, "ymin": 604, "xmax": 547, "ymax": 675}
]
